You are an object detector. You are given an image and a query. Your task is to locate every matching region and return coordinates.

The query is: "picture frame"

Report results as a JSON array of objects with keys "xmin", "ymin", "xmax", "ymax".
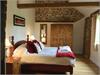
[{"xmin": 13, "ymin": 15, "xmax": 25, "ymax": 27}]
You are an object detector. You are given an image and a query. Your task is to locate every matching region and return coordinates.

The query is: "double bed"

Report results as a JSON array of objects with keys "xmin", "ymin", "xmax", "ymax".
[{"xmin": 9, "ymin": 35, "xmax": 75, "ymax": 75}]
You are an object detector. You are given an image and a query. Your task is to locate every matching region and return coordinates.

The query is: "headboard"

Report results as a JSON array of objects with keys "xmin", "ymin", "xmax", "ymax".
[
  {"xmin": 11, "ymin": 35, "xmax": 29, "ymax": 49},
  {"xmin": 11, "ymin": 35, "xmax": 38, "ymax": 53}
]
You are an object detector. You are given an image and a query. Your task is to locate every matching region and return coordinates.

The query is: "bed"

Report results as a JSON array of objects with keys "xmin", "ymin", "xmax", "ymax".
[{"xmin": 10, "ymin": 35, "xmax": 75, "ymax": 75}]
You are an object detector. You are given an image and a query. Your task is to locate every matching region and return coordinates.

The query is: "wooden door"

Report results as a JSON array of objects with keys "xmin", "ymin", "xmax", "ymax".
[{"xmin": 50, "ymin": 24, "xmax": 73, "ymax": 49}]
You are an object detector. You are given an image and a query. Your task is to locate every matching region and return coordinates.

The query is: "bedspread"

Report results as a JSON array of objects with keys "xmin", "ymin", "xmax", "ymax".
[
  {"xmin": 38, "ymin": 46, "xmax": 75, "ymax": 59},
  {"xmin": 20, "ymin": 54, "xmax": 75, "ymax": 66}
]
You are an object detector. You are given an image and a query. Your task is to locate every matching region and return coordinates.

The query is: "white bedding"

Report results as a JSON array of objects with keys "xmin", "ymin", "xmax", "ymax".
[
  {"xmin": 20, "ymin": 53, "xmax": 75, "ymax": 66},
  {"xmin": 38, "ymin": 47, "xmax": 58, "ymax": 56},
  {"xmin": 13, "ymin": 44, "xmax": 72, "ymax": 57},
  {"xmin": 12, "ymin": 43, "xmax": 75, "ymax": 66}
]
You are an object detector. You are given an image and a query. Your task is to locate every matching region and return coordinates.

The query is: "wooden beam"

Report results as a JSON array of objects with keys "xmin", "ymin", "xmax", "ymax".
[
  {"xmin": 17, "ymin": 2, "xmax": 100, "ymax": 8},
  {"xmin": 90, "ymin": 9, "xmax": 100, "ymax": 17}
]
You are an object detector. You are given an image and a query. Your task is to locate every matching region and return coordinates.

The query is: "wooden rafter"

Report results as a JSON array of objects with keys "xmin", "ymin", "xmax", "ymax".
[
  {"xmin": 17, "ymin": 2, "xmax": 100, "ymax": 8},
  {"xmin": 90, "ymin": 9, "xmax": 100, "ymax": 17}
]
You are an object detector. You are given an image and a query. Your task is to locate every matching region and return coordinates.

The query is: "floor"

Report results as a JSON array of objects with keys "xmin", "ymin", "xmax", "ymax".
[
  {"xmin": 35, "ymin": 55, "xmax": 100, "ymax": 75},
  {"xmin": 72, "ymin": 55, "xmax": 100, "ymax": 75}
]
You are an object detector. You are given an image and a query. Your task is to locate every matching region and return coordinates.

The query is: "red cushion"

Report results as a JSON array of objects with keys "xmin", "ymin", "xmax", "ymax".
[
  {"xmin": 27, "ymin": 41, "xmax": 37, "ymax": 53},
  {"xmin": 56, "ymin": 52, "xmax": 75, "ymax": 59}
]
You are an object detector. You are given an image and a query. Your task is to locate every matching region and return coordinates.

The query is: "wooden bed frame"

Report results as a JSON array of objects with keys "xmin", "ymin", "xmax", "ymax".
[{"xmin": 11, "ymin": 35, "xmax": 74, "ymax": 75}]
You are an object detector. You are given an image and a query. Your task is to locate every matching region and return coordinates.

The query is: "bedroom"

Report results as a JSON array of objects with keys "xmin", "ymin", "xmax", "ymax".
[{"xmin": 1, "ymin": 0, "xmax": 100, "ymax": 75}]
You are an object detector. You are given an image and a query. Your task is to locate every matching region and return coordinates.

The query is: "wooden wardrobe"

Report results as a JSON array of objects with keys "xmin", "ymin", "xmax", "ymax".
[{"xmin": 50, "ymin": 24, "xmax": 73, "ymax": 50}]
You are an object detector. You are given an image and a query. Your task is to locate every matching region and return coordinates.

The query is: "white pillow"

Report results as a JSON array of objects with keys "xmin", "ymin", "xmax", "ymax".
[
  {"xmin": 39, "ymin": 41, "xmax": 45, "ymax": 50},
  {"xmin": 34, "ymin": 43, "xmax": 42, "ymax": 53},
  {"xmin": 12, "ymin": 43, "xmax": 27, "ymax": 57},
  {"xmin": 59, "ymin": 46, "xmax": 72, "ymax": 53}
]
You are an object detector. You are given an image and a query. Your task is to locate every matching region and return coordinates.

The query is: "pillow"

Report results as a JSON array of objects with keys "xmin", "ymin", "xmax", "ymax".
[
  {"xmin": 39, "ymin": 41, "xmax": 45, "ymax": 50},
  {"xmin": 34, "ymin": 43, "xmax": 42, "ymax": 53},
  {"xmin": 59, "ymin": 46, "xmax": 72, "ymax": 52},
  {"xmin": 32, "ymin": 40, "xmax": 42, "ymax": 50},
  {"xmin": 56, "ymin": 46, "xmax": 75, "ymax": 59},
  {"xmin": 27, "ymin": 41, "xmax": 38, "ymax": 53},
  {"xmin": 13, "ymin": 43, "xmax": 27, "ymax": 57}
]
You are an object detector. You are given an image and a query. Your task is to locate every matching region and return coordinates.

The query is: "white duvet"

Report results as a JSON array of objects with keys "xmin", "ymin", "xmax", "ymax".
[
  {"xmin": 38, "ymin": 47, "xmax": 58, "ymax": 56},
  {"xmin": 12, "ymin": 44, "xmax": 73, "ymax": 57},
  {"xmin": 12, "ymin": 44, "xmax": 75, "ymax": 66}
]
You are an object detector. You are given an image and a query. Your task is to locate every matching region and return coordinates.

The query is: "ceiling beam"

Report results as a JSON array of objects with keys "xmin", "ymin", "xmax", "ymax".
[
  {"xmin": 90, "ymin": 9, "xmax": 100, "ymax": 16},
  {"xmin": 17, "ymin": 2, "xmax": 100, "ymax": 8}
]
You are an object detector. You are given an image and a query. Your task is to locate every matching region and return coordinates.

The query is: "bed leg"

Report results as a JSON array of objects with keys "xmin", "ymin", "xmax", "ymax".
[
  {"xmin": 66, "ymin": 72, "xmax": 73, "ymax": 75},
  {"xmin": 70, "ymin": 71, "xmax": 73, "ymax": 75},
  {"xmin": 70, "ymin": 68, "xmax": 73, "ymax": 75},
  {"xmin": 70, "ymin": 72, "xmax": 73, "ymax": 75}
]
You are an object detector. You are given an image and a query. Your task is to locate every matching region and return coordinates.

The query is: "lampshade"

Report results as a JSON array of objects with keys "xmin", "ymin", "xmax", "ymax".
[
  {"xmin": 5, "ymin": 38, "xmax": 12, "ymax": 48},
  {"xmin": 30, "ymin": 35, "xmax": 35, "ymax": 41},
  {"xmin": 41, "ymin": 37, "xmax": 46, "ymax": 43}
]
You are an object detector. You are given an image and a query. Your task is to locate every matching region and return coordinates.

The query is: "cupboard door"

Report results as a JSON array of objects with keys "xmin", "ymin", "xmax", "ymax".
[{"xmin": 50, "ymin": 24, "xmax": 73, "ymax": 50}]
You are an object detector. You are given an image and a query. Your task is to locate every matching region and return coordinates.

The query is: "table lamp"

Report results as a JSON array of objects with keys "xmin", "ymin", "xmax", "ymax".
[{"xmin": 5, "ymin": 38, "xmax": 13, "ymax": 57}]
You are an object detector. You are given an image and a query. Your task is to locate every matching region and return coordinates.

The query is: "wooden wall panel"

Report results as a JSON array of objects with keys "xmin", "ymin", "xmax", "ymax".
[{"xmin": 50, "ymin": 24, "xmax": 73, "ymax": 49}]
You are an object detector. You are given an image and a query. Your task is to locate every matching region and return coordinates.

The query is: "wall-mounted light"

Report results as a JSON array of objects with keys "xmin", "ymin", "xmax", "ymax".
[
  {"xmin": 41, "ymin": 33, "xmax": 46, "ymax": 43},
  {"xmin": 5, "ymin": 38, "xmax": 13, "ymax": 57},
  {"xmin": 5, "ymin": 38, "xmax": 12, "ymax": 48},
  {"xmin": 30, "ymin": 35, "xmax": 35, "ymax": 41},
  {"xmin": 40, "ymin": 24, "xmax": 47, "ymax": 44}
]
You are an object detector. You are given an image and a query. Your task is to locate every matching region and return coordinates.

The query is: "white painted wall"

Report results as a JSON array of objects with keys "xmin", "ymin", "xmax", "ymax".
[
  {"xmin": 90, "ymin": 17, "xmax": 100, "ymax": 68},
  {"xmin": 73, "ymin": 18, "xmax": 85, "ymax": 54},
  {"xmin": 90, "ymin": 44, "xmax": 100, "ymax": 68},
  {"xmin": 75, "ymin": 7, "xmax": 100, "ymax": 17},
  {"xmin": 77, "ymin": 7, "xmax": 100, "ymax": 68},
  {"xmin": 74, "ymin": 7, "xmax": 100, "ymax": 67},
  {"xmin": 6, "ymin": 0, "xmax": 35, "ymax": 43},
  {"xmin": 34, "ymin": 21, "xmax": 84, "ymax": 54},
  {"xmin": 74, "ymin": 7, "xmax": 99, "ymax": 54}
]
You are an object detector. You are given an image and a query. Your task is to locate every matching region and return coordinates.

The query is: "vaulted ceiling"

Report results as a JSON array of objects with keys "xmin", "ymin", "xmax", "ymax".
[
  {"xmin": 35, "ymin": 7, "xmax": 84, "ymax": 22},
  {"xmin": 17, "ymin": 0, "xmax": 100, "ymax": 22}
]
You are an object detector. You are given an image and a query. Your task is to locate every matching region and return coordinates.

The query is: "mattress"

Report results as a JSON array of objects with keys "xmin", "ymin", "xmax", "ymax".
[{"xmin": 20, "ymin": 54, "xmax": 75, "ymax": 66}]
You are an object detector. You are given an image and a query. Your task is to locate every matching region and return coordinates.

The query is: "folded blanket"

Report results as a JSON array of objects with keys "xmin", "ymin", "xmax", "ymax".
[
  {"xmin": 58, "ymin": 46, "xmax": 72, "ymax": 53},
  {"xmin": 56, "ymin": 46, "xmax": 75, "ymax": 59}
]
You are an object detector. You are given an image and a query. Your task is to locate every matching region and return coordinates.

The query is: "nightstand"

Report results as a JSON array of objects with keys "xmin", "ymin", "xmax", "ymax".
[
  {"xmin": 6, "ymin": 56, "xmax": 21, "ymax": 74},
  {"xmin": 6, "ymin": 56, "xmax": 14, "ymax": 74}
]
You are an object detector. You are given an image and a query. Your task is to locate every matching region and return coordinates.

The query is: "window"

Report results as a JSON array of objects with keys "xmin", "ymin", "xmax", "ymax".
[{"xmin": 95, "ymin": 15, "xmax": 100, "ymax": 45}]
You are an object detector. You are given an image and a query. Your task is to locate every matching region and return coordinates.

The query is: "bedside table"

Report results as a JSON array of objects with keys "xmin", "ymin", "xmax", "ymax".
[
  {"xmin": 6, "ymin": 56, "xmax": 14, "ymax": 74},
  {"xmin": 6, "ymin": 57, "xmax": 21, "ymax": 74}
]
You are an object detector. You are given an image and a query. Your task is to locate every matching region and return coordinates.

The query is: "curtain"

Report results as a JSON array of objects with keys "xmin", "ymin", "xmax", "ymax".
[
  {"xmin": 91, "ymin": 13, "xmax": 97, "ymax": 47},
  {"xmin": 91, "ymin": 9, "xmax": 100, "ymax": 50}
]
